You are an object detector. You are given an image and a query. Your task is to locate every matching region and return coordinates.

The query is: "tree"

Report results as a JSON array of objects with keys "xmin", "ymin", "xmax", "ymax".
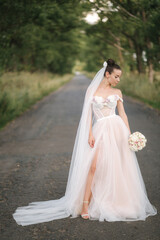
[
  {"xmin": 0, "ymin": 0, "xmax": 83, "ymax": 74},
  {"xmin": 81, "ymin": 0, "xmax": 160, "ymax": 82}
]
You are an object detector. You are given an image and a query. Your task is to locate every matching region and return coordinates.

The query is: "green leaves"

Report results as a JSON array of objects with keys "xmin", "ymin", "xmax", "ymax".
[
  {"xmin": 0, "ymin": 0, "xmax": 82, "ymax": 73},
  {"xmin": 81, "ymin": 0, "xmax": 160, "ymax": 81}
]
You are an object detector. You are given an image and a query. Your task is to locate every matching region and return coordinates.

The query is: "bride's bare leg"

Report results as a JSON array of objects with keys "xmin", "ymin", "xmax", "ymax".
[{"xmin": 81, "ymin": 148, "xmax": 99, "ymax": 218}]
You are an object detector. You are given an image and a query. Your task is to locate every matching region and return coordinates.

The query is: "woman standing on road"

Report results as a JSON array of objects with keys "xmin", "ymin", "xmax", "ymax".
[{"xmin": 13, "ymin": 59, "xmax": 157, "ymax": 226}]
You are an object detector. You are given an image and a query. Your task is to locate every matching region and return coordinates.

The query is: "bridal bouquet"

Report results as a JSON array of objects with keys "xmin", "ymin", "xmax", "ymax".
[{"xmin": 128, "ymin": 131, "xmax": 147, "ymax": 152}]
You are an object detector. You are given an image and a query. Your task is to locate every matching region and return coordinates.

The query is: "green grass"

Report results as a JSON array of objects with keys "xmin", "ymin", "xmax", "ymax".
[
  {"xmin": 84, "ymin": 71, "xmax": 160, "ymax": 111},
  {"xmin": 0, "ymin": 71, "xmax": 73, "ymax": 129}
]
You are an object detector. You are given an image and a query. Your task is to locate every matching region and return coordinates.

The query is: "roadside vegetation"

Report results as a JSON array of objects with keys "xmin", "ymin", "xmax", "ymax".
[{"xmin": 0, "ymin": 72, "xmax": 73, "ymax": 129}]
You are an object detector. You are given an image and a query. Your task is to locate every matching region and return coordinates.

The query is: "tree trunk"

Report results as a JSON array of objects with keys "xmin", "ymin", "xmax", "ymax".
[
  {"xmin": 134, "ymin": 41, "xmax": 145, "ymax": 74},
  {"xmin": 108, "ymin": 30, "xmax": 124, "ymax": 65},
  {"xmin": 146, "ymin": 40, "xmax": 154, "ymax": 83},
  {"xmin": 142, "ymin": 10, "xmax": 154, "ymax": 83},
  {"xmin": 148, "ymin": 59, "xmax": 154, "ymax": 84},
  {"xmin": 117, "ymin": 38, "xmax": 124, "ymax": 65}
]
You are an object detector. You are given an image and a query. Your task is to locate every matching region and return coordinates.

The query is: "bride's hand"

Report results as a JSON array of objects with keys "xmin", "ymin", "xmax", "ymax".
[{"xmin": 88, "ymin": 134, "xmax": 95, "ymax": 148}]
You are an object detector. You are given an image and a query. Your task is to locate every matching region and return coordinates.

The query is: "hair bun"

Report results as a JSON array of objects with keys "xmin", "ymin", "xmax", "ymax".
[{"xmin": 107, "ymin": 59, "xmax": 115, "ymax": 66}]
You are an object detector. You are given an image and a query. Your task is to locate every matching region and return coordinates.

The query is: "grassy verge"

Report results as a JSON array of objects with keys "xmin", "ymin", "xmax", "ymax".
[
  {"xmin": 0, "ymin": 71, "xmax": 73, "ymax": 129},
  {"xmin": 84, "ymin": 71, "xmax": 160, "ymax": 111}
]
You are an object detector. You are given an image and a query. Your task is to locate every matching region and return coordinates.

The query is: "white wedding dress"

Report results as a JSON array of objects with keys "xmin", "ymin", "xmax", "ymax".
[
  {"xmin": 12, "ymin": 93, "xmax": 157, "ymax": 226},
  {"xmin": 85, "ymin": 94, "xmax": 157, "ymax": 221}
]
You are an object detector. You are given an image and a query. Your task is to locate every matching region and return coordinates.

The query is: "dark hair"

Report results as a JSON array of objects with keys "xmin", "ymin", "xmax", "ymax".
[{"xmin": 104, "ymin": 59, "xmax": 121, "ymax": 76}]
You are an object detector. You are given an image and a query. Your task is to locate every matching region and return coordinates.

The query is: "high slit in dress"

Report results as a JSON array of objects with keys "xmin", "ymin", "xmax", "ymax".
[{"xmin": 83, "ymin": 94, "xmax": 157, "ymax": 221}]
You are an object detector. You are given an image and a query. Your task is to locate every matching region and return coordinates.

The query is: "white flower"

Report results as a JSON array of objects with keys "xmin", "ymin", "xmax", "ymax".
[
  {"xmin": 94, "ymin": 96, "xmax": 104, "ymax": 103},
  {"xmin": 132, "ymin": 136, "xmax": 137, "ymax": 141},
  {"xmin": 107, "ymin": 95, "xmax": 115, "ymax": 102},
  {"xmin": 128, "ymin": 131, "xmax": 147, "ymax": 152}
]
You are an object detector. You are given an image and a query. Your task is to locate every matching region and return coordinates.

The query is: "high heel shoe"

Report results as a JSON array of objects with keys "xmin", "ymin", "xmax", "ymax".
[{"xmin": 81, "ymin": 200, "xmax": 89, "ymax": 219}]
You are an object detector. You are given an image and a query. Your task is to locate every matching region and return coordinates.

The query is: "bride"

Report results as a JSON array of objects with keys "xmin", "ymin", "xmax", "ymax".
[{"xmin": 13, "ymin": 59, "xmax": 157, "ymax": 226}]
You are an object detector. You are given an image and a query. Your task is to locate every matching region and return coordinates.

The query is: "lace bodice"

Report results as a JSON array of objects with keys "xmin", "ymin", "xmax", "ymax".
[{"xmin": 91, "ymin": 94, "xmax": 123, "ymax": 121}]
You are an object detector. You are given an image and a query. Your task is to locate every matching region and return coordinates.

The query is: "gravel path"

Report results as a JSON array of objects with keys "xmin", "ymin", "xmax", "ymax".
[{"xmin": 0, "ymin": 74, "xmax": 159, "ymax": 240}]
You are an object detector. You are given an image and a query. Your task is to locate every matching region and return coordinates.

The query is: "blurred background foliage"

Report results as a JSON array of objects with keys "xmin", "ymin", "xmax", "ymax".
[
  {"xmin": 0, "ymin": 0, "xmax": 81, "ymax": 74},
  {"xmin": 0, "ymin": 0, "xmax": 160, "ymax": 128}
]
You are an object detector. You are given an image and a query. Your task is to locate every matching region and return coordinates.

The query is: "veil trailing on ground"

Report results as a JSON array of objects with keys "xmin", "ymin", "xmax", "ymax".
[{"xmin": 12, "ymin": 61, "xmax": 107, "ymax": 226}]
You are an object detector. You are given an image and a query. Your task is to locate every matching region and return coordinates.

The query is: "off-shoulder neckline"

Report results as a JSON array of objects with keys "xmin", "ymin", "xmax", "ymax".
[{"xmin": 93, "ymin": 94, "xmax": 123, "ymax": 101}]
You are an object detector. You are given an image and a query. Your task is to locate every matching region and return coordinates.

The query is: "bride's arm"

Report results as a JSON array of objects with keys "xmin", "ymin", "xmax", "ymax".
[
  {"xmin": 117, "ymin": 90, "xmax": 131, "ymax": 134},
  {"xmin": 89, "ymin": 107, "xmax": 93, "ymax": 136}
]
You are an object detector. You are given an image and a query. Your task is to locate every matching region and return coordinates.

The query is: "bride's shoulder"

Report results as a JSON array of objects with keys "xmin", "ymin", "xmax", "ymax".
[{"xmin": 114, "ymin": 88, "xmax": 122, "ymax": 98}]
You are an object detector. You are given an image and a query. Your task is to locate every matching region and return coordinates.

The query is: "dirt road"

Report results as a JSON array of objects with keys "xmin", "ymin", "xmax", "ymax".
[{"xmin": 0, "ymin": 74, "xmax": 159, "ymax": 240}]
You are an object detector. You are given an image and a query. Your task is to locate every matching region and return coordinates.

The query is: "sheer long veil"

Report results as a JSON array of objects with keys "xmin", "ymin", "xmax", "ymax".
[{"xmin": 12, "ymin": 61, "xmax": 107, "ymax": 226}]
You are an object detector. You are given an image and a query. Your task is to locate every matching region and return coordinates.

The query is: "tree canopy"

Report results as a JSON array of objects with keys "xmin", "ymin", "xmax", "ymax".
[
  {"xmin": 0, "ymin": 0, "xmax": 159, "ymax": 81},
  {"xmin": 0, "ymin": 0, "xmax": 82, "ymax": 74},
  {"xmin": 81, "ymin": 0, "xmax": 160, "ymax": 82}
]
